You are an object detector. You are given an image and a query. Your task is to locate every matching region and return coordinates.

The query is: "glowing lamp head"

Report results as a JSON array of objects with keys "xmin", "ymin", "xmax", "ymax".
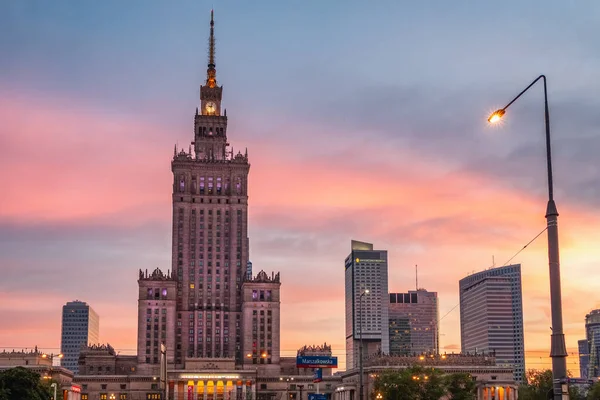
[
  {"xmin": 246, "ymin": 353, "xmax": 252, "ymax": 358},
  {"xmin": 487, "ymin": 109, "xmax": 506, "ymax": 124},
  {"xmin": 261, "ymin": 353, "xmax": 267, "ymax": 358}
]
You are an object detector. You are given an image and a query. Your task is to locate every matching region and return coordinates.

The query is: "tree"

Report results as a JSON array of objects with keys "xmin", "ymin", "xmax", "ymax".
[
  {"xmin": 372, "ymin": 366, "xmax": 476, "ymax": 400},
  {"xmin": 517, "ymin": 369, "xmax": 553, "ymax": 400},
  {"xmin": 588, "ymin": 382, "xmax": 600, "ymax": 400},
  {"xmin": 0, "ymin": 367, "xmax": 52, "ymax": 400},
  {"xmin": 445, "ymin": 372, "xmax": 477, "ymax": 400}
]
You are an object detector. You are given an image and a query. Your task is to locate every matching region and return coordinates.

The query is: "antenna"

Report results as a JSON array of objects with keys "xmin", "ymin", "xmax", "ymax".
[
  {"xmin": 492, "ymin": 255, "xmax": 496, "ymax": 268},
  {"xmin": 415, "ymin": 264, "xmax": 418, "ymax": 291}
]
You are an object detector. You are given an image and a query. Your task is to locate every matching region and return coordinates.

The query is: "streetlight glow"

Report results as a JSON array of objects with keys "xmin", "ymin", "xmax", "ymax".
[{"xmin": 487, "ymin": 109, "xmax": 505, "ymax": 123}]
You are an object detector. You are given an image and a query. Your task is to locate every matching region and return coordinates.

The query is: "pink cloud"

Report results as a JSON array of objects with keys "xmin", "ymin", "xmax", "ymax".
[{"xmin": 2, "ymin": 90, "xmax": 600, "ymax": 373}]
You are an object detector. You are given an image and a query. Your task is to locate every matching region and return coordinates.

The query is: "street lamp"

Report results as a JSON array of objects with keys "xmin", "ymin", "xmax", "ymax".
[
  {"xmin": 487, "ymin": 74, "xmax": 568, "ymax": 400},
  {"xmin": 358, "ymin": 289, "xmax": 369, "ymax": 400},
  {"xmin": 50, "ymin": 382, "xmax": 57, "ymax": 400},
  {"xmin": 280, "ymin": 377, "xmax": 294, "ymax": 400}
]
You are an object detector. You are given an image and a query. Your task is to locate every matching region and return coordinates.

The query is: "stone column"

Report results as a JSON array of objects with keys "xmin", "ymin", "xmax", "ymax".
[
  {"xmin": 242, "ymin": 383, "xmax": 247, "ymax": 400},
  {"xmin": 174, "ymin": 381, "xmax": 178, "ymax": 400},
  {"xmin": 204, "ymin": 381, "xmax": 208, "ymax": 400}
]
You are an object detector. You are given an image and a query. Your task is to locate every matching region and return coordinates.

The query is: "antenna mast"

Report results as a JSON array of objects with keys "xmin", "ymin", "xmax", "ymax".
[{"xmin": 415, "ymin": 264, "xmax": 418, "ymax": 291}]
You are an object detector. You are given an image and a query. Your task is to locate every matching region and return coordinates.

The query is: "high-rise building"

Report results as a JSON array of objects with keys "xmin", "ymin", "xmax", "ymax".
[
  {"xmin": 240, "ymin": 270, "xmax": 281, "ymax": 370},
  {"xmin": 583, "ymin": 309, "xmax": 600, "ymax": 379},
  {"xmin": 459, "ymin": 264, "xmax": 525, "ymax": 383},
  {"xmin": 60, "ymin": 300, "xmax": 99, "ymax": 374},
  {"xmin": 246, "ymin": 261, "xmax": 253, "ymax": 281},
  {"xmin": 168, "ymin": 10, "xmax": 253, "ymax": 368},
  {"xmin": 388, "ymin": 289, "xmax": 439, "ymax": 356},
  {"xmin": 344, "ymin": 240, "xmax": 389, "ymax": 370},
  {"xmin": 578, "ymin": 339, "xmax": 590, "ymax": 379}
]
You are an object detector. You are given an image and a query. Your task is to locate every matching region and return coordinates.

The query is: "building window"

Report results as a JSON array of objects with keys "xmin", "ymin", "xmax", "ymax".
[{"xmin": 252, "ymin": 290, "xmax": 258, "ymax": 300}]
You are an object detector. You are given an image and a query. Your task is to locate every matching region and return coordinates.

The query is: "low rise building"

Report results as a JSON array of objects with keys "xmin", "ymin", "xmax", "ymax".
[
  {"xmin": 0, "ymin": 347, "xmax": 81, "ymax": 400},
  {"xmin": 335, "ymin": 353, "xmax": 517, "ymax": 400}
]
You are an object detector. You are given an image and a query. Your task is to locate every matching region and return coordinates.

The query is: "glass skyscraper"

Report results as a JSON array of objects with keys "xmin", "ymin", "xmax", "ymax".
[
  {"xmin": 459, "ymin": 264, "xmax": 525, "ymax": 383},
  {"xmin": 344, "ymin": 240, "xmax": 389, "ymax": 369},
  {"xmin": 61, "ymin": 300, "xmax": 99, "ymax": 374},
  {"xmin": 388, "ymin": 289, "xmax": 439, "ymax": 356}
]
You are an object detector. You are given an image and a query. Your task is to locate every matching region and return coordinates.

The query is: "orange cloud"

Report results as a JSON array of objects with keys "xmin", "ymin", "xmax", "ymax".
[{"xmin": 2, "ymin": 91, "xmax": 600, "ymax": 374}]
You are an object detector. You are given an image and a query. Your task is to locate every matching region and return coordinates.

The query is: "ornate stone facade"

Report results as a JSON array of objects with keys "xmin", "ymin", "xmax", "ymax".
[
  {"xmin": 169, "ymin": 9, "xmax": 251, "ymax": 368},
  {"xmin": 241, "ymin": 271, "xmax": 281, "ymax": 373},
  {"xmin": 0, "ymin": 348, "xmax": 81, "ymax": 399},
  {"xmin": 136, "ymin": 268, "xmax": 177, "ymax": 374}
]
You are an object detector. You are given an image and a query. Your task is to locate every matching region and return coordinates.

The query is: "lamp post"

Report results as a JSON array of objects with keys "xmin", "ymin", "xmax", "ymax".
[
  {"xmin": 358, "ymin": 289, "xmax": 369, "ymax": 400},
  {"xmin": 280, "ymin": 377, "xmax": 294, "ymax": 400},
  {"xmin": 50, "ymin": 382, "xmax": 57, "ymax": 400},
  {"xmin": 488, "ymin": 74, "xmax": 568, "ymax": 400}
]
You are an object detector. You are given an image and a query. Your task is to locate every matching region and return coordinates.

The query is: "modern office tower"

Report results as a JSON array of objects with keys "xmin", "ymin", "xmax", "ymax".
[
  {"xmin": 579, "ymin": 339, "xmax": 590, "ymax": 379},
  {"xmin": 344, "ymin": 240, "xmax": 389, "ymax": 369},
  {"xmin": 388, "ymin": 289, "xmax": 439, "ymax": 355},
  {"xmin": 459, "ymin": 264, "xmax": 525, "ymax": 383},
  {"xmin": 246, "ymin": 261, "xmax": 253, "ymax": 281},
  {"xmin": 60, "ymin": 300, "xmax": 99, "ymax": 374},
  {"xmin": 136, "ymin": 268, "xmax": 177, "ymax": 371},
  {"xmin": 170, "ymin": 10, "xmax": 250, "ymax": 367},
  {"xmin": 240, "ymin": 270, "xmax": 281, "ymax": 370},
  {"xmin": 584, "ymin": 309, "xmax": 600, "ymax": 379}
]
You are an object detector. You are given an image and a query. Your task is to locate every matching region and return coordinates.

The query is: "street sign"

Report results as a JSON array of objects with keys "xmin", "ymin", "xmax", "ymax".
[
  {"xmin": 313, "ymin": 368, "xmax": 322, "ymax": 383},
  {"xmin": 308, "ymin": 394, "xmax": 327, "ymax": 400},
  {"xmin": 296, "ymin": 356, "xmax": 338, "ymax": 368}
]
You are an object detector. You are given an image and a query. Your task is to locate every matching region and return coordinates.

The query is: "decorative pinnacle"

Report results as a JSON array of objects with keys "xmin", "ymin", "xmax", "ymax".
[{"xmin": 206, "ymin": 9, "xmax": 217, "ymax": 88}]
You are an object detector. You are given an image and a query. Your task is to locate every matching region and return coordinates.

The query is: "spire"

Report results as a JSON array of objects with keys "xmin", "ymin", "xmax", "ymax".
[{"xmin": 206, "ymin": 9, "xmax": 217, "ymax": 88}]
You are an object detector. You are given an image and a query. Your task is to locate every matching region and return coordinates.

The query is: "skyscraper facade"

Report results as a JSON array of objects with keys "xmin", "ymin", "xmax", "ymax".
[
  {"xmin": 578, "ymin": 339, "xmax": 590, "ymax": 379},
  {"xmin": 388, "ymin": 289, "xmax": 439, "ymax": 356},
  {"xmin": 459, "ymin": 264, "xmax": 525, "ymax": 383},
  {"xmin": 345, "ymin": 240, "xmax": 389, "ymax": 369},
  {"xmin": 583, "ymin": 309, "xmax": 600, "ymax": 379},
  {"xmin": 169, "ymin": 10, "xmax": 250, "ymax": 367},
  {"xmin": 61, "ymin": 300, "xmax": 99, "ymax": 374}
]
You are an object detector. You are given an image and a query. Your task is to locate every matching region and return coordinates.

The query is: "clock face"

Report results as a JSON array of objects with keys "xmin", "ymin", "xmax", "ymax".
[{"xmin": 205, "ymin": 101, "xmax": 216, "ymax": 113}]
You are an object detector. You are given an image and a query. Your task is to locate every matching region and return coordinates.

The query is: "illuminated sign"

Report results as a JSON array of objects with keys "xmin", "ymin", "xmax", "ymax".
[
  {"xmin": 296, "ymin": 356, "xmax": 337, "ymax": 368},
  {"xmin": 179, "ymin": 374, "xmax": 241, "ymax": 380},
  {"xmin": 71, "ymin": 385, "xmax": 81, "ymax": 393}
]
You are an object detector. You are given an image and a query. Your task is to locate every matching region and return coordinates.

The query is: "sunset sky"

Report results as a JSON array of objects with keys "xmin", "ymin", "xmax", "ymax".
[{"xmin": 1, "ymin": 1, "xmax": 600, "ymax": 373}]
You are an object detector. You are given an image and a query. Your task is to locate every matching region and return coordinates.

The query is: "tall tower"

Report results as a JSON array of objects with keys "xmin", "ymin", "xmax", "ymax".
[
  {"xmin": 459, "ymin": 264, "xmax": 525, "ymax": 383},
  {"xmin": 171, "ymin": 10, "xmax": 250, "ymax": 367},
  {"xmin": 60, "ymin": 300, "xmax": 100, "ymax": 374},
  {"xmin": 344, "ymin": 240, "xmax": 389, "ymax": 370},
  {"xmin": 583, "ymin": 309, "xmax": 600, "ymax": 379}
]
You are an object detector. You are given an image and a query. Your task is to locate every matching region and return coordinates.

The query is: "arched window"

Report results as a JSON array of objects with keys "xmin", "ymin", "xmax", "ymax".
[
  {"xmin": 179, "ymin": 176, "xmax": 185, "ymax": 193},
  {"xmin": 236, "ymin": 177, "xmax": 242, "ymax": 194}
]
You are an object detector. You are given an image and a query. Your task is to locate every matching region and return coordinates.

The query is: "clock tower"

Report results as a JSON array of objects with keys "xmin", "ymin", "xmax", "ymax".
[
  {"xmin": 170, "ymin": 10, "xmax": 251, "ymax": 367},
  {"xmin": 195, "ymin": 9, "xmax": 228, "ymax": 161}
]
